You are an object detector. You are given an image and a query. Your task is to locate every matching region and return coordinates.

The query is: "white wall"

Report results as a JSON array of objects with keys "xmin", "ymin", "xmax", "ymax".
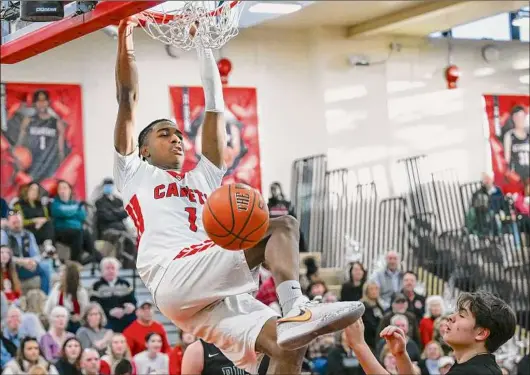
[{"xmin": 2, "ymin": 26, "xmax": 528, "ymax": 198}]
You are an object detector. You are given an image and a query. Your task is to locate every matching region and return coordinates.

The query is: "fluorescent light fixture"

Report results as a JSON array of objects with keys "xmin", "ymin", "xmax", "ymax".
[
  {"xmin": 248, "ymin": 2, "xmax": 302, "ymax": 14},
  {"xmin": 473, "ymin": 67, "xmax": 495, "ymax": 77},
  {"xmin": 520, "ymin": 75, "xmax": 529, "ymax": 84},
  {"xmin": 512, "ymin": 58, "xmax": 530, "ymax": 70}
]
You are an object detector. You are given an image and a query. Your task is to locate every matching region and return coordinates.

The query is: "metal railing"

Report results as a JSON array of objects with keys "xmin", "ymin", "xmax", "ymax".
[{"xmin": 291, "ymin": 154, "xmax": 530, "ymax": 351}]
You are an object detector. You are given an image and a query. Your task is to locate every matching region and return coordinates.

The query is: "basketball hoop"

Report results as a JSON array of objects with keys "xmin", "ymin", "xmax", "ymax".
[{"xmin": 137, "ymin": 1, "xmax": 244, "ymax": 50}]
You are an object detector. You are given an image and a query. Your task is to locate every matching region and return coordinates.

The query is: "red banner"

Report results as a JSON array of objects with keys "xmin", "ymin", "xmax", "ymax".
[
  {"xmin": 484, "ymin": 94, "xmax": 529, "ymax": 194},
  {"xmin": 169, "ymin": 86, "xmax": 262, "ymax": 191},
  {"xmin": 1, "ymin": 83, "xmax": 86, "ymax": 200}
]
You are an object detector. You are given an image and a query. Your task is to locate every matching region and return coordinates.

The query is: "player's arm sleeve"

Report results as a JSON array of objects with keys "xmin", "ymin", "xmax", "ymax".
[
  {"xmin": 193, "ymin": 155, "xmax": 227, "ymax": 191},
  {"xmin": 113, "ymin": 149, "xmax": 143, "ymax": 193}
]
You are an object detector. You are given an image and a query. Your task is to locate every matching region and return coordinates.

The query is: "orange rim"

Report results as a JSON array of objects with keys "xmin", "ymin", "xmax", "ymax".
[{"xmin": 138, "ymin": 0, "xmax": 241, "ymax": 24}]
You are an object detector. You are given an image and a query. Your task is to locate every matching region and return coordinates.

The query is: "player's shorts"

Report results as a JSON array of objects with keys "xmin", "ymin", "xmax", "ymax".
[{"xmin": 152, "ymin": 245, "xmax": 279, "ymax": 373}]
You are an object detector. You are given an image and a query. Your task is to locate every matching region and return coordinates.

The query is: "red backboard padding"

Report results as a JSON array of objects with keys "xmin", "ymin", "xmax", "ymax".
[{"xmin": 0, "ymin": 1, "xmax": 160, "ymax": 64}]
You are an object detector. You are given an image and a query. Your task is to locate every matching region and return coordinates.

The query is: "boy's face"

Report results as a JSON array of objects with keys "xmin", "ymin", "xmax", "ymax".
[{"xmin": 443, "ymin": 302, "xmax": 489, "ymax": 348}]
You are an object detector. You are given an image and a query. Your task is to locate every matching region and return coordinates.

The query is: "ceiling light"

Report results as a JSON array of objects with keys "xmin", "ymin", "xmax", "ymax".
[
  {"xmin": 248, "ymin": 2, "xmax": 302, "ymax": 14},
  {"xmin": 473, "ymin": 67, "xmax": 496, "ymax": 77},
  {"xmin": 512, "ymin": 58, "xmax": 530, "ymax": 70},
  {"xmin": 520, "ymin": 75, "xmax": 529, "ymax": 84}
]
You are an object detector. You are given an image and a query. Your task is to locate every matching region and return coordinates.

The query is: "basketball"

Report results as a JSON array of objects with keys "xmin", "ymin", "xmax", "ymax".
[{"xmin": 203, "ymin": 183, "xmax": 269, "ymax": 250}]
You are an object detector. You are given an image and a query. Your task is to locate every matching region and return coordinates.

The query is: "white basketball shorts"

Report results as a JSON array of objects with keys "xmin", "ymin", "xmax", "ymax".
[{"xmin": 152, "ymin": 245, "xmax": 279, "ymax": 373}]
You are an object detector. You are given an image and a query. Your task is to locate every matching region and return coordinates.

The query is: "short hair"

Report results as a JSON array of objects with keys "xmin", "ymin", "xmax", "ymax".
[
  {"xmin": 32, "ymin": 90, "xmax": 50, "ymax": 103},
  {"xmin": 50, "ymin": 306, "xmax": 69, "ymax": 323},
  {"xmin": 390, "ymin": 313, "xmax": 408, "ymax": 327},
  {"xmin": 137, "ymin": 118, "xmax": 182, "ymax": 158},
  {"xmin": 511, "ymin": 105, "xmax": 525, "ymax": 116},
  {"xmin": 100, "ymin": 256, "xmax": 121, "ymax": 271},
  {"xmin": 404, "ymin": 271, "xmax": 417, "ymax": 279},
  {"xmin": 457, "ymin": 291, "xmax": 516, "ymax": 353}
]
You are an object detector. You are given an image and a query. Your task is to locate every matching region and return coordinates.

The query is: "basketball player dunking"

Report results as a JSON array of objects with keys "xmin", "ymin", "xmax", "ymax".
[{"xmin": 113, "ymin": 19, "xmax": 364, "ymax": 374}]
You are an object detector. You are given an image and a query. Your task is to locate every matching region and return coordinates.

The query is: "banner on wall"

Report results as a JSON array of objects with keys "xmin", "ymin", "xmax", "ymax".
[
  {"xmin": 169, "ymin": 86, "xmax": 262, "ymax": 191},
  {"xmin": 484, "ymin": 94, "xmax": 529, "ymax": 194},
  {"xmin": 1, "ymin": 83, "xmax": 86, "ymax": 200}
]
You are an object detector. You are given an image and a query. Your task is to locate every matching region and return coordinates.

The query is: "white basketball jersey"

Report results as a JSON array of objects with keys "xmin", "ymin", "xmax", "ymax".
[{"xmin": 113, "ymin": 150, "xmax": 226, "ymax": 292}]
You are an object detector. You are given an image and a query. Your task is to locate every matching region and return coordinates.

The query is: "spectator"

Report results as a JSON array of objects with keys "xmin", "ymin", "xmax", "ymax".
[
  {"xmin": 417, "ymin": 341, "xmax": 443, "ymax": 375},
  {"xmin": 53, "ymin": 337, "xmax": 82, "ymax": 375},
  {"xmin": 18, "ymin": 315, "xmax": 46, "ymax": 344},
  {"xmin": 90, "ymin": 257, "xmax": 136, "ymax": 333},
  {"xmin": 50, "ymin": 181, "xmax": 89, "ymax": 264},
  {"xmin": 1, "ymin": 246, "xmax": 22, "ymax": 303},
  {"xmin": 267, "ymin": 182, "xmax": 306, "ymax": 252},
  {"xmin": 168, "ymin": 331, "xmax": 196, "ymax": 375},
  {"xmin": 3, "ymin": 307, "xmax": 24, "ymax": 348},
  {"xmin": 1, "ymin": 331, "xmax": 18, "ymax": 370},
  {"xmin": 2, "ymin": 336, "xmax": 59, "ymax": 375},
  {"xmin": 39, "ymin": 307, "xmax": 75, "ymax": 363},
  {"xmin": 99, "ymin": 333, "xmax": 135, "ymax": 375},
  {"xmin": 377, "ymin": 293, "xmax": 421, "ymax": 346},
  {"xmin": 466, "ymin": 172, "xmax": 505, "ymax": 236},
  {"xmin": 76, "ymin": 303, "xmax": 113, "ymax": 356},
  {"xmin": 1, "ymin": 197, "xmax": 9, "ymax": 229},
  {"xmin": 379, "ymin": 345, "xmax": 398, "ymax": 375},
  {"xmin": 255, "ymin": 262, "xmax": 280, "ymax": 314},
  {"xmin": 13, "ymin": 183, "xmax": 54, "ymax": 247},
  {"xmin": 27, "ymin": 365, "xmax": 48, "ymax": 375},
  {"xmin": 113, "ymin": 359, "xmax": 133, "ymax": 375},
  {"xmin": 307, "ymin": 280, "xmax": 337, "ymax": 302},
  {"xmin": 123, "ymin": 300, "xmax": 170, "ymax": 357},
  {"xmin": 1, "ymin": 212, "xmax": 52, "ymax": 294},
  {"xmin": 132, "ymin": 333, "xmax": 169, "ymax": 375},
  {"xmin": 340, "ymin": 261, "xmax": 367, "ymax": 302},
  {"xmin": 419, "ymin": 296, "xmax": 445, "ymax": 347},
  {"xmin": 359, "ymin": 280, "xmax": 384, "ymax": 351},
  {"xmin": 326, "ymin": 331, "xmax": 363, "ymax": 375},
  {"xmin": 437, "ymin": 356, "xmax": 454, "ymax": 375},
  {"xmin": 79, "ymin": 349, "xmax": 100, "ymax": 375},
  {"xmin": 376, "ymin": 314, "xmax": 421, "ymax": 363},
  {"xmin": 18, "ymin": 291, "xmax": 49, "ymax": 332},
  {"xmin": 370, "ymin": 251, "xmax": 403, "ymax": 310},
  {"xmin": 44, "ymin": 263, "xmax": 88, "ymax": 334},
  {"xmin": 94, "ymin": 178, "xmax": 136, "ymax": 269},
  {"xmin": 396, "ymin": 271, "xmax": 425, "ymax": 322},
  {"xmin": 300, "ymin": 256, "xmax": 319, "ymax": 292},
  {"xmin": 432, "ymin": 316, "xmax": 452, "ymax": 356}
]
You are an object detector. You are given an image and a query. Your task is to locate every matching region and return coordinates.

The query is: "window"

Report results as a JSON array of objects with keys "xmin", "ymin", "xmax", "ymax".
[{"xmin": 451, "ymin": 13, "xmax": 511, "ymax": 41}]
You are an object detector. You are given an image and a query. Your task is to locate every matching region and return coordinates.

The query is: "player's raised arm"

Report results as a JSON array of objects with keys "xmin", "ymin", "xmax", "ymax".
[
  {"xmin": 114, "ymin": 18, "xmax": 139, "ymax": 156},
  {"xmin": 197, "ymin": 46, "xmax": 226, "ymax": 168}
]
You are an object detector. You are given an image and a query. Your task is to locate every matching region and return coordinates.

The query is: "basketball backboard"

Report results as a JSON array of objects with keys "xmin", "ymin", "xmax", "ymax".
[{"xmin": 0, "ymin": 1, "xmax": 160, "ymax": 64}]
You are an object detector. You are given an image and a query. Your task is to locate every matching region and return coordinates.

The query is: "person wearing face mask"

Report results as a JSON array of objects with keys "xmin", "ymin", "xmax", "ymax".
[
  {"xmin": 94, "ymin": 179, "xmax": 136, "ymax": 269},
  {"xmin": 266, "ymin": 182, "xmax": 307, "ymax": 252}
]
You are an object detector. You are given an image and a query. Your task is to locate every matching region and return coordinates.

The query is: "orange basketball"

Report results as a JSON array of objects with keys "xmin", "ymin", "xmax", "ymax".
[{"xmin": 203, "ymin": 183, "xmax": 269, "ymax": 250}]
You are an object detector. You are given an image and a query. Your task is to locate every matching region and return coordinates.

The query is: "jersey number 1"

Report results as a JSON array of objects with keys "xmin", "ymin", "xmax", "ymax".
[{"xmin": 185, "ymin": 207, "xmax": 198, "ymax": 232}]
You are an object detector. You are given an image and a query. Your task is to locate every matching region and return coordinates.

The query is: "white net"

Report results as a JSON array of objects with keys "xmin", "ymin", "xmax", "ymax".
[{"xmin": 138, "ymin": 1, "xmax": 244, "ymax": 50}]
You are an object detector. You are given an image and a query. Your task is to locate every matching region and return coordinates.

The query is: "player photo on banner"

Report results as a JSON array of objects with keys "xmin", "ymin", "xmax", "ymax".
[
  {"xmin": 1, "ymin": 83, "xmax": 86, "ymax": 200},
  {"xmin": 484, "ymin": 94, "xmax": 529, "ymax": 194},
  {"xmin": 169, "ymin": 86, "xmax": 262, "ymax": 191}
]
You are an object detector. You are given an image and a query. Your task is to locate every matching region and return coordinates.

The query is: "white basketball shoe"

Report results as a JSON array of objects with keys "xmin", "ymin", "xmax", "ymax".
[{"xmin": 276, "ymin": 296, "xmax": 365, "ymax": 350}]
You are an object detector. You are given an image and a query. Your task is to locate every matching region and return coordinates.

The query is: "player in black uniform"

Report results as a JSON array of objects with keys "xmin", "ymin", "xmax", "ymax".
[
  {"xmin": 182, "ymin": 339, "xmax": 269, "ymax": 375},
  {"xmin": 343, "ymin": 291, "xmax": 516, "ymax": 375},
  {"xmin": 503, "ymin": 106, "xmax": 529, "ymax": 182},
  {"xmin": 16, "ymin": 90, "xmax": 66, "ymax": 181}
]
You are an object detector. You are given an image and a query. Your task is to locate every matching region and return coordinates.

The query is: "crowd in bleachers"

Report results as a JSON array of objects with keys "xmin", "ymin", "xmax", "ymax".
[{"xmin": 1, "ymin": 177, "xmax": 528, "ymax": 375}]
